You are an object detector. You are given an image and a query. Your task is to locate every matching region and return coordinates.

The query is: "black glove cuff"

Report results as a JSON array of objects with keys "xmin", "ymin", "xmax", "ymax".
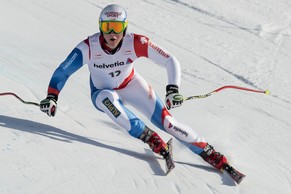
[
  {"xmin": 47, "ymin": 94, "xmax": 58, "ymax": 102},
  {"xmin": 166, "ymin": 84, "xmax": 179, "ymax": 95}
]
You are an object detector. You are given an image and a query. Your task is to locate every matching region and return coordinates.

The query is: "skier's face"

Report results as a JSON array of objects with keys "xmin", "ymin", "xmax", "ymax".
[{"xmin": 103, "ymin": 31, "xmax": 123, "ymax": 49}]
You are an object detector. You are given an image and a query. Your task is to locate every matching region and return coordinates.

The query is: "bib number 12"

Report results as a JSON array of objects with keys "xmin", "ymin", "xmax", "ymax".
[{"xmin": 109, "ymin": 70, "xmax": 121, "ymax": 77}]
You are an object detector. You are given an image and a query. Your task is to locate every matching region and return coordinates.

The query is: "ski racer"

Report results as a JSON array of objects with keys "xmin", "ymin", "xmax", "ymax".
[{"xmin": 40, "ymin": 4, "xmax": 229, "ymax": 172}]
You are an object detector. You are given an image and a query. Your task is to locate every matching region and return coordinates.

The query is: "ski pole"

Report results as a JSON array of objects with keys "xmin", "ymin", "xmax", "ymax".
[
  {"xmin": 184, "ymin": 85, "xmax": 270, "ymax": 101},
  {"xmin": 0, "ymin": 92, "xmax": 40, "ymax": 107}
]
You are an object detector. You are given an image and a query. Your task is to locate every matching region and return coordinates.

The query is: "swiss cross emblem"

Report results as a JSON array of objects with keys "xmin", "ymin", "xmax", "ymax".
[{"xmin": 140, "ymin": 37, "xmax": 148, "ymax": 44}]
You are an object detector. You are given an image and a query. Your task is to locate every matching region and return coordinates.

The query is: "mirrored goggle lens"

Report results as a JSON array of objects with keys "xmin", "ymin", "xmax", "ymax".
[{"xmin": 100, "ymin": 21, "xmax": 126, "ymax": 34}]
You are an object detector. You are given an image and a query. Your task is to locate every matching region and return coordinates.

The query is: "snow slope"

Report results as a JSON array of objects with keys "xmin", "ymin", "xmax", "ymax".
[{"xmin": 1, "ymin": 0, "xmax": 291, "ymax": 193}]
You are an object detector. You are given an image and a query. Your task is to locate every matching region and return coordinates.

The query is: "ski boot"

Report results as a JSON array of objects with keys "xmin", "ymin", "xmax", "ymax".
[
  {"xmin": 140, "ymin": 126, "xmax": 175, "ymax": 174},
  {"xmin": 198, "ymin": 143, "xmax": 228, "ymax": 170},
  {"xmin": 198, "ymin": 143, "xmax": 246, "ymax": 183},
  {"xmin": 139, "ymin": 126, "xmax": 169, "ymax": 158}
]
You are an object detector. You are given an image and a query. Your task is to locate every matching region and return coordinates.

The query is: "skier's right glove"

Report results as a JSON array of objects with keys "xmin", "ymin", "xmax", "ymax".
[
  {"xmin": 165, "ymin": 84, "xmax": 184, "ymax": 110},
  {"xmin": 40, "ymin": 94, "xmax": 58, "ymax": 117}
]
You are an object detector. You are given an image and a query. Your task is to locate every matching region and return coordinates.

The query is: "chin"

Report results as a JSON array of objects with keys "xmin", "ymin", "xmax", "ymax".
[{"xmin": 110, "ymin": 43, "xmax": 117, "ymax": 47}]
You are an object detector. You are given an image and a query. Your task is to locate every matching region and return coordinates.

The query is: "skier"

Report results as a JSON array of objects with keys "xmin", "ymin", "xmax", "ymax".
[{"xmin": 40, "ymin": 4, "xmax": 229, "ymax": 172}]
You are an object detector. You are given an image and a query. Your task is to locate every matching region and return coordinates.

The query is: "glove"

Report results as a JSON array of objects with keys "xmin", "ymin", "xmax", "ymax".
[
  {"xmin": 165, "ymin": 84, "xmax": 184, "ymax": 110},
  {"xmin": 40, "ymin": 94, "xmax": 58, "ymax": 117}
]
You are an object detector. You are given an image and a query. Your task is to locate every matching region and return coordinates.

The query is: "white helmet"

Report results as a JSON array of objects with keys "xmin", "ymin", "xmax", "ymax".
[
  {"xmin": 99, "ymin": 4, "xmax": 128, "ymax": 36},
  {"xmin": 99, "ymin": 4, "xmax": 127, "ymax": 22}
]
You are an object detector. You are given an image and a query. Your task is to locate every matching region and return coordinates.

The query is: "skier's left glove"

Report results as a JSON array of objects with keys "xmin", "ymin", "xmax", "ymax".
[
  {"xmin": 40, "ymin": 94, "xmax": 58, "ymax": 117},
  {"xmin": 165, "ymin": 84, "xmax": 184, "ymax": 110}
]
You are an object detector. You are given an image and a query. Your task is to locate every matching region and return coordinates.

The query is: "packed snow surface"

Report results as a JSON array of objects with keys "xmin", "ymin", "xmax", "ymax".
[{"xmin": 1, "ymin": 0, "xmax": 291, "ymax": 193}]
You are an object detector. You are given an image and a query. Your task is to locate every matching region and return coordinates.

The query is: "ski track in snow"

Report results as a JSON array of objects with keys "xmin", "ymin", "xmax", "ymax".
[
  {"xmin": 162, "ymin": 1, "xmax": 291, "ymax": 106},
  {"xmin": 168, "ymin": 0, "xmax": 261, "ymax": 37}
]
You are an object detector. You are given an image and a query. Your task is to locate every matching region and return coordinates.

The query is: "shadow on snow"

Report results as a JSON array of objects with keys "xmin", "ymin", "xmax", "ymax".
[{"xmin": 0, "ymin": 115, "xmax": 235, "ymax": 184}]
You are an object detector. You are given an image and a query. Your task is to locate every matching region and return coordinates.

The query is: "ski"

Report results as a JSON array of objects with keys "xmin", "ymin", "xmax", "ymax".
[
  {"xmin": 164, "ymin": 138, "xmax": 175, "ymax": 175},
  {"xmin": 222, "ymin": 163, "xmax": 246, "ymax": 184}
]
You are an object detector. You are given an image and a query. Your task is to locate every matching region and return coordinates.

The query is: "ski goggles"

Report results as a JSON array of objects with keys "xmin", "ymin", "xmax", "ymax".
[{"xmin": 99, "ymin": 21, "xmax": 128, "ymax": 34}]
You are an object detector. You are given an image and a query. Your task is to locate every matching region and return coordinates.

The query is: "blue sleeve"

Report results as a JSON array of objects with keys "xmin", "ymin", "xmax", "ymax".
[{"xmin": 48, "ymin": 48, "xmax": 83, "ymax": 95}]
